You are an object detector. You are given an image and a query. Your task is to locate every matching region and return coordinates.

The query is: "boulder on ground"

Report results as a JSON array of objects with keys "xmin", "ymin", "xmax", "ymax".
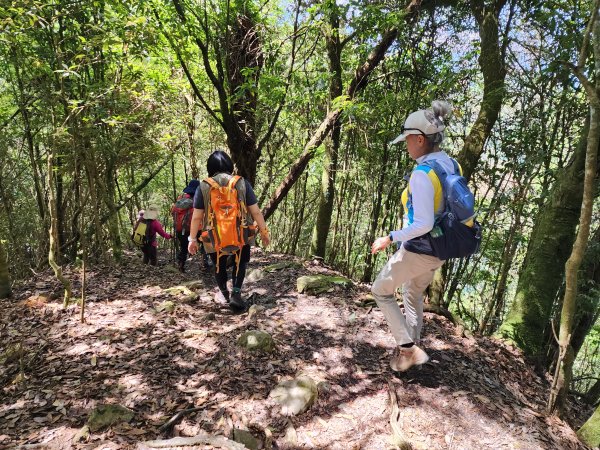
[
  {"xmin": 232, "ymin": 428, "xmax": 260, "ymax": 450},
  {"xmin": 269, "ymin": 376, "xmax": 318, "ymax": 415},
  {"xmin": 297, "ymin": 275, "xmax": 352, "ymax": 294},
  {"xmin": 237, "ymin": 330, "xmax": 275, "ymax": 353}
]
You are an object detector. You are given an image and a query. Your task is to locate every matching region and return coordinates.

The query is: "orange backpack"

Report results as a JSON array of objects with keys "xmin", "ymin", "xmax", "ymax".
[{"xmin": 201, "ymin": 176, "xmax": 255, "ymax": 272}]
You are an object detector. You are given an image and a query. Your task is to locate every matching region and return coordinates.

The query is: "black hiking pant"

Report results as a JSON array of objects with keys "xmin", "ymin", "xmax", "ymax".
[
  {"xmin": 142, "ymin": 244, "xmax": 157, "ymax": 266},
  {"xmin": 176, "ymin": 232, "xmax": 189, "ymax": 265},
  {"xmin": 209, "ymin": 245, "xmax": 251, "ymax": 293}
]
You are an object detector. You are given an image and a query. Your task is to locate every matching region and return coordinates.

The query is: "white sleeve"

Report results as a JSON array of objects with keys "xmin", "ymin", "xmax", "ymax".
[{"xmin": 390, "ymin": 170, "xmax": 435, "ymax": 243}]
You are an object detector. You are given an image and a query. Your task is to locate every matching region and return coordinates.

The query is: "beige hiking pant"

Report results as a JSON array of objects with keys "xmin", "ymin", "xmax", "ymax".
[{"xmin": 371, "ymin": 245, "xmax": 444, "ymax": 346}]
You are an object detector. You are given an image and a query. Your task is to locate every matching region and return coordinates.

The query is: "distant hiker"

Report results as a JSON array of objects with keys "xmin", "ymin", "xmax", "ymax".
[
  {"xmin": 188, "ymin": 150, "xmax": 270, "ymax": 312},
  {"xmin": 371, "ymin": 101, "xmax": 479, "ymax": 372},
  {"xmin": 132, "ymin": 204, "xmax": 172, "ymax": 266},
  {"xmin": 171, "ymin": 179, "xmax": 211, "ymax": 272}
]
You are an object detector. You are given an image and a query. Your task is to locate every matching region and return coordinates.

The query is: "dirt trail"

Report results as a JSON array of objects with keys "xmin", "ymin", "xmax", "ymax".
[{"xmin": 0, "ymin": 249, "xmax": 591, "ymax": 449}]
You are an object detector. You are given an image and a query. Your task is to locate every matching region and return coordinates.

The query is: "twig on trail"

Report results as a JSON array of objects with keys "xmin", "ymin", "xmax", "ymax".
[
  {"xmin": 388, "ymin": 381, "xmax": 414, "ymax": 450},
  {"xmin": 142, "ymin": 432, "xmax": 246, "ymax": 449},
  {"xmin": 158, "ymin": 400, "xmax": 217, "ymax": 434}
]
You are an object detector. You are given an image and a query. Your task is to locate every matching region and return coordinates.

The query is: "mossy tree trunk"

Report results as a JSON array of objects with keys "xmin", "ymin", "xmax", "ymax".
[
  {"xmin": 497, "ymin": 123, "xmax": 589, "ymax": 359},
  {"xmin": 0, "ymin": 240, "xmax": 11, "ymax": 299},
  {"xmin": 311, "ymin": 0, "xmax": 343, "ymax": 259},
  {"xmin": 577, "ymin": 403, "xmax": 600, "ymax": 447},
  {"xmin": 548, "ymin": 6, "xmax": 600, "ymax": 415}
]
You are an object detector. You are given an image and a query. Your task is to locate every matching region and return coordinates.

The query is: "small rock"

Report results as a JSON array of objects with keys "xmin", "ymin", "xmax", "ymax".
[
  {"xmin": 86, "ymin": 404, "xmax": 134, "ymax": 432},
  {"xmin": 203, "ymin": 312, "xmax": 216, "ymax": 322},
  {"xmin": 247, "ymin": 304, "xmax": 265, "ymax": 320},
  {"xmin": 269, "ymin": 376, "xmax": 318, "ymax": 415},
  {"xmin": 181, "ymin": 294, "xmax": 198, "ymax": 304},
  {"xmin": 246, "ymin": 269, "xmax": 266, "ymax": 282},
  {"xmin": 238, "ymin": 330, "xmax": 275, "ymax": 353},
  {"xmin": 182, "ymin": 329, "xmax": 208, "ymax": 338},
  {"xmin": 182, "ymin": 280, "xmax": 203, "ymax": 289},
  {"xmin": 317, "ymin": 381, "xmax": 331, "ymax": 394},
  {"xmin": 157, "ymin": 301, "xmax": 176, "ymax": 313},
  {"xmin": 232, "ymin": 428, "xmax": 260, "ymax": 450}
]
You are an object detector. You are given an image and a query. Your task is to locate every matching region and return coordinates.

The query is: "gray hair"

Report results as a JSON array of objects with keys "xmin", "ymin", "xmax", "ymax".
[{"xmin": 425, "ymin": 100, "xmax": 452, "ymax": 146}]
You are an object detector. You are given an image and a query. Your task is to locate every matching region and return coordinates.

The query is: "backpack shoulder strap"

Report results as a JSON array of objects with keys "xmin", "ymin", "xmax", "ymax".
[
  {"xmin": 228, "ymin": 175, "xmax": 241, "ymax": 190},
  {"xmin": 450, "ymin": 158, "xmax": 462, "ymax": 176},
  {"xmin": 203, "ymin": 177, "xmax": 220, "ymax": 190}
]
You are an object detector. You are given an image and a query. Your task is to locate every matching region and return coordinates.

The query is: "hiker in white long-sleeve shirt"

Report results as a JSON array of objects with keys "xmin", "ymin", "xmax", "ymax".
[{"xmin": 371, "ymin": 100, "xmax": 457, "ymax": 372}]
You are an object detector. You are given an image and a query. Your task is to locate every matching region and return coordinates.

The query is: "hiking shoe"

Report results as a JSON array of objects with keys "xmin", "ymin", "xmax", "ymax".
[
  {"xmin": 229, "ymin": 290, "xmax": 247, "ymax": 312},
  {"xmin": 390, "ymin": 345, "xmax": 429, "ymax": 372},
  {"xmin": 178, "ymin": 261, "xmax": 186, "ymax": 273},
  {"xmin": 215, "ymin": 290, "xmax": 229, "ymax": 304}
]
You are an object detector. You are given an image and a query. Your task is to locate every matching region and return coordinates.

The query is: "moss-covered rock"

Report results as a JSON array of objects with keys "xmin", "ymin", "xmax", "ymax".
[
  {"xmin": 237, "ymin": 330, "xmax": 275, "ymax": 353},
  {"xmin": 269, "ymin": 376, "xmax": 318, "ymax": 416},
  {"xmin": 297, "ymin": 275, "xmax": 352, "ymax": 294},
  {"xmin": 164, "ymin": 285, "xmax": 194, "ymax": 296},
  {"xmin": 156, "ymin": 300, "xmax": 176, "ymax": 313},
  {"xmin": 232, "ymin": 428, "xmax": 260, "ymax": 450},
  {"xmin": 263, "ymin": 261, "xmax": 302, "ymax": 272},
  {"xmin": 87, "ymin": 404, "xmax": 134, "ymax": 432}
]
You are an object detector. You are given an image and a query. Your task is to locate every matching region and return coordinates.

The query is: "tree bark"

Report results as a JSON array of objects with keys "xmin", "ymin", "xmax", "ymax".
[
  {"xmin": 548, "ymin": 8, "xmax": 600, "ymax": 413},
  {"xmin": 311, "ymin": 0, "xmax": 343, "ymax": 258},
  {"xmin": 577, "ymin": 403, "xmax": 600, "ymax": 447}
]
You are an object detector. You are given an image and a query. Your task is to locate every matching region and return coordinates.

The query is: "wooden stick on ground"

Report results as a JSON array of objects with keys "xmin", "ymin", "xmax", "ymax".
[
  {"xmin": 142, "ymin": 432, "xmax": 246, "ymax": 449},
  {"xmin": 388, "ymin": 381, "xmax": 414, "ymax": 450},
  {"xmin": 158, "ymin": 401, "xmax": 217, "ymax": 434}
]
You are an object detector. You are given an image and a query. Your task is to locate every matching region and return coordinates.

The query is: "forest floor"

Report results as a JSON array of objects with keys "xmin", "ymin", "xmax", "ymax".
[{"xmin": 0, "ymin": 248, "xmax": 594, "ymax": 450}]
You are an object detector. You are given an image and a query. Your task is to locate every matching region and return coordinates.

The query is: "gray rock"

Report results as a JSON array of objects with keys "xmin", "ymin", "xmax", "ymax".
[
  {"xmin": 269, "ymin": 376, "xmax": 318, "ymax": 415},
  {"xmin": 237, "ymin": 330, "xmax": 275, "ymax": 353},
  {"xmin": 246, "ymin": 269, "xmax": 266, "ymax": 282}
]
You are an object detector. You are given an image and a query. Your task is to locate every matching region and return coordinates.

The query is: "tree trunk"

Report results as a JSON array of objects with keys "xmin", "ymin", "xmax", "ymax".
[
  {"xmin": 0, "ymin": 240, "xmax": 11, "ymax": 299},
  {"xmin": 47, "ymin": 148, "xmax": 72, "ymax": 307},
  {"xmin": 311, "ymin": 1, "xmax": 343, "ymax": 258},
  {"xmin": 497, "ymin": 122, "xmax": 589, "ymax": 359},
  {"xmin": 577, "ymin": 403, "xmax": 600, "ymax": 447}
]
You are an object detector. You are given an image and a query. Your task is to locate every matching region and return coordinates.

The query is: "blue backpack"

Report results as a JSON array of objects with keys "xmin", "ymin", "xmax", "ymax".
[{"xmin": 404, "ymin": 159, "xmax": 482, "ymax": 260}]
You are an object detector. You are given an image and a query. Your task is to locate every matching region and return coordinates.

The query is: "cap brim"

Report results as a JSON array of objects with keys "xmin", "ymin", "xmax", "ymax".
[{"xmin": 390, "ymin": 133, "xmax": 407, "ymax": 144}]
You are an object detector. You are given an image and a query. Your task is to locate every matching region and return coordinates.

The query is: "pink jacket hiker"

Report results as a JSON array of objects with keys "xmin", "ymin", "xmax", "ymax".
[{"xmin": 148, "ymin": 220, "xmax": 172, "ymax": 247}]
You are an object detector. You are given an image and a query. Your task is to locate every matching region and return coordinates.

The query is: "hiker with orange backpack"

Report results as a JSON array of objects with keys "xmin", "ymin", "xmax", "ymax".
[
  {"xmin": 171, "ymin": 179, "xmax": 211, "ymax": 272},
  {"xmin": 188, "ymin": 150, "xmax": 270, "ymax": 312}
]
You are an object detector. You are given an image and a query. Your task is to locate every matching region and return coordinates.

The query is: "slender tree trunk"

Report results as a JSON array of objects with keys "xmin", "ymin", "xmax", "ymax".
[
  {"xmin": 0, "ymin": 240, "xmax": 11, "ymax": 299},
  {"xmin": 548, "ymin": 18, "xmax": 600, "ymax": 412},
  {"xmin": 311, "ymin": 0, "xmax": 343, "ymax": 258},
  {"xmin": 47, "ymin": 148, "xmax": 72, "ymax": 307}
]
